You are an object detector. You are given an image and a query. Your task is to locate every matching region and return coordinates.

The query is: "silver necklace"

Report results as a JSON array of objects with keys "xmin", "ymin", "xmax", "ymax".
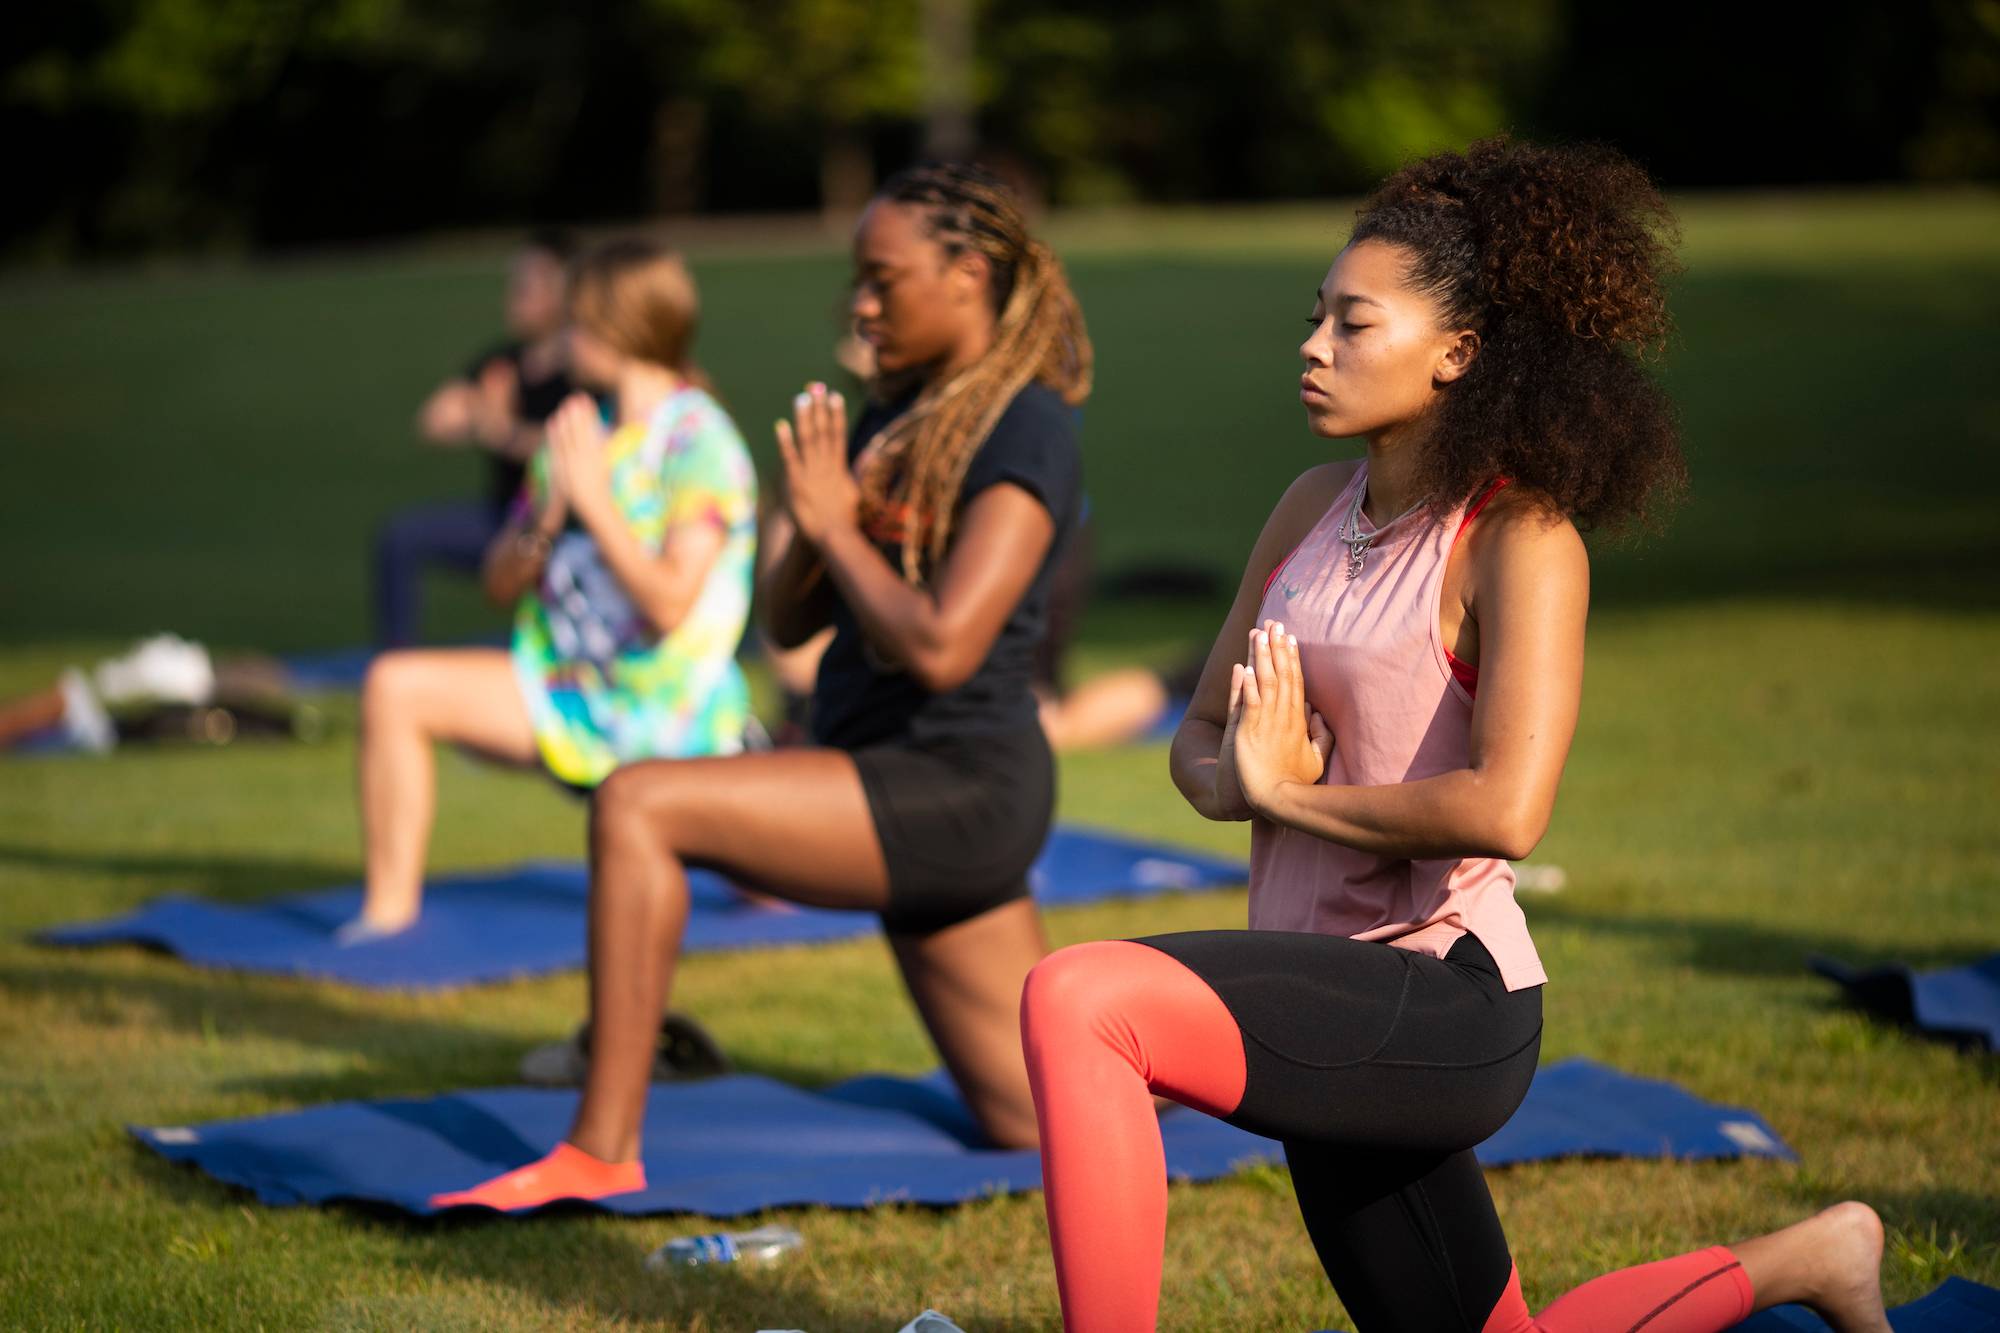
[{"xmin": 1336, "ymin": 481, "xmax": 1425, "ymax": 579}]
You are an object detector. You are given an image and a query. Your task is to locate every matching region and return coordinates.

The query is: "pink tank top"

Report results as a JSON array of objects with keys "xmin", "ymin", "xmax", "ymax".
[{"xmin": 1250, "ymin": 462, "xmax": 1547, "ymax": 991}]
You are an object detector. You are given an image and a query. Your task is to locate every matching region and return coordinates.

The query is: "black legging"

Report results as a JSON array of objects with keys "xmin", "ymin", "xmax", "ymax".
[
  {"xmin": 1025, "ymin": 929, "xmax": 1755, "ymax": 1330},
  {"xmin": 1138, "ymin": 930, "xmax": 1542, "ymax": 1327}
]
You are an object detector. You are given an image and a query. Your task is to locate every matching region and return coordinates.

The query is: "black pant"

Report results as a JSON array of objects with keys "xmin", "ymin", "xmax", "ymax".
[{"xmin": 1136, "ymin": 930, "xmax": 1544, "ymax": 1332}]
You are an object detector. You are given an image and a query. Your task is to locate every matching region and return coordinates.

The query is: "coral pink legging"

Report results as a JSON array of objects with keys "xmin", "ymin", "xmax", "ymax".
[{"xmin": 1022, "ymin": 938, "xmax": 1756, "ymax": 1333}]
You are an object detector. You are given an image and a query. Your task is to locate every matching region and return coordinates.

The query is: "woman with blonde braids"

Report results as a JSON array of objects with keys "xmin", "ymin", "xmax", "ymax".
[{"xmin": 434, "ymin": 162, "xmax": 1091, "ymax": 1209}]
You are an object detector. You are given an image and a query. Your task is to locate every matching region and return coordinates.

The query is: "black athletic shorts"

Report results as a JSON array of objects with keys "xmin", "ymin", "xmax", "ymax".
[{"xmin": 852, "ymin": 724, "xmax": 1053, "ymax": 934}]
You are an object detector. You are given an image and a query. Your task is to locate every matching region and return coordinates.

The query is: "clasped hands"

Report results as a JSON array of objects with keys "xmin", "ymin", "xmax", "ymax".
[
  {"xmin": 774, "ymin": 381, "xmax": 861, "ymax": 547},
  {"xmin": 536, "ymin": 392, "xmax": 614, "ymax": 534},
  {"xmin": 1218, "ymin": 619, "xmax": 1333, "ymax": 819}
]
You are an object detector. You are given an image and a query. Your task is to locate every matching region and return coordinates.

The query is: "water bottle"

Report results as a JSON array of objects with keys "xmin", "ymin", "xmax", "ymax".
[{"xmin": 645, "ymin": 1224, "xmax": 804, "ymax": 1269}]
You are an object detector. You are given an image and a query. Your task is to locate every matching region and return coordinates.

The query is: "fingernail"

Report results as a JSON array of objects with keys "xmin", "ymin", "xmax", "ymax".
[
  {"xmin": 794, "ymin": 393, "xmax": 811, "ymax": 410},
  {"xmin": 1273, "ymin": 622, "xmax": 1285, "ymax": 636}
]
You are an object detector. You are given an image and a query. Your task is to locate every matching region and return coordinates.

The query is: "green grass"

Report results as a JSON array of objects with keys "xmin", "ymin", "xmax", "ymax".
[{"xmin": 2, "ymin": 191, "xmax": 1998, "ymax": 1329}]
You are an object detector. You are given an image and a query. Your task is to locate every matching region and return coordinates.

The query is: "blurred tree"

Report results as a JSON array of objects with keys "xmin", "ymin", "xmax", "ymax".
[
  {"xmin": 1904, "ymin": 0, "xmax": 2000, "ymax": 178},
  {"xmin": 980, "ymin": 0, "xmax": 1557, "ymax": 203},
  {"xmin": 1528, "ymin": 0, "xmax": 1995, "ymax": 187},
  {"xmin": 3, "ymin": 0, "xmax": 1993, "ymax": 257},
  {"xmin": 649, "ymin": 0, "xmax": 924, "ymax": 216}
]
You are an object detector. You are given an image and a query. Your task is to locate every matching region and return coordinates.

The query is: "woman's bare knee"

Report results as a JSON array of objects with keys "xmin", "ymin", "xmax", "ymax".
[
  {"xmin": 360, "ymin": 652, "xmax": 419, "ymax": 727},
  {"xmin": 589, "ymin": 762, "xmax": 688, "ymax": 862}
]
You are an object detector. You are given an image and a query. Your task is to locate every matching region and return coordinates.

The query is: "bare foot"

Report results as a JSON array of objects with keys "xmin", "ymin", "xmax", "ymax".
[
  {"xmin": 333, "ymin": 910, "xmax": 417, "ymax": 945},
  {"xmin": 1736, "ymin": 1201, "xmax": 1891, "ymax": 1333}
]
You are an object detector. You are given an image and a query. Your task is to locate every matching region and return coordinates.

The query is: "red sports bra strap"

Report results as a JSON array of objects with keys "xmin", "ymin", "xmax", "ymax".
[
  {"xmin": 1454, "ymin": 478, "xmax": 1511, "ymax": 540},
  {"xmin": 1262, "ymin": 541, "xmax": 1302, "ymax": 598},
  {"xmin": 1443, "ymin": 479, "xmax": 1510, "ymax": 699}
]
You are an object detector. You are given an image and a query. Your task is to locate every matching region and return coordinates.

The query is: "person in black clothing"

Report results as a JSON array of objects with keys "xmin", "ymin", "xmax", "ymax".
[
  {"xmin": 432, "ymin": 164, "xmax": 1091, "ymax": 1210},
  {"xmin": 373, "ymin": 230, "xmax": 579, "ymax": 647}
]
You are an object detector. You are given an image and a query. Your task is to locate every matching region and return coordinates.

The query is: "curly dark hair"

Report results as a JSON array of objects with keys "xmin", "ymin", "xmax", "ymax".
[{"xmin": 1350, "ymin": 137, "xmax": 1687, "ymax": 532}]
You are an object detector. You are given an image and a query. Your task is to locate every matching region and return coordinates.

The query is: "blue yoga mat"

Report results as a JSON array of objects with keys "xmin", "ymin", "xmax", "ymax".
[
  {"xmin": 1730, "ymin": 1277, "xmax": 2000, "ymax": 1331},
  {"xmin": 130, "ymin": 1057, "xmax": 1792, "ymax": 1218},
  {"xmin": 280, "ymin": 638, "xmax": 509, "ymax": 692},
  {"xmin": 37, "ymin": 826, "xmax": 1248, "ymax": 990},
  {"xmin": 1811, "ymin": 953, "xmax": 2000, "ymax": 1053},
  {"xmin": 279, "ymin": 646, "xmax": 381, "ymax": 691},
  {"xmin": 1144, "ymin": 696, "xmax": 1191, "ymax": 743}
]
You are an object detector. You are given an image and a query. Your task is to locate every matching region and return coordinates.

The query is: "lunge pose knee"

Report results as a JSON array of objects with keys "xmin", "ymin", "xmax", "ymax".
[{"xmin": 1026, "ymin": 137, "xmax": 1891, "ymax": 1333}]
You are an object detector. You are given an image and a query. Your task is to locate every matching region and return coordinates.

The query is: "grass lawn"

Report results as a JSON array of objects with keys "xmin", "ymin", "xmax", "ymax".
[{"xmin": 1, "ymin": 190, "xmax": 1996, "ymax": 1330}]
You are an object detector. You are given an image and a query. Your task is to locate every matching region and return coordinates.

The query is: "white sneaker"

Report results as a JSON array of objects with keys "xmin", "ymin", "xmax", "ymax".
[
  {"xmin": 57, "ymin": 669, "xmax": 116, "ymax": 753},
  {"xmin": 94, "ymin": 634, "xmax": 215, "ymax": 706}
]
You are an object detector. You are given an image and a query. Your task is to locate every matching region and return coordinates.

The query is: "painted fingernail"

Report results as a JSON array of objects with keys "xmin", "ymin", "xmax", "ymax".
[
  {"xmin": 1273, "ymin": 622, "xmax": 1285, "ymax": 637},
  {"xmin": 794, "ymin": 393, "xmax": 812, "ymax": 410}
]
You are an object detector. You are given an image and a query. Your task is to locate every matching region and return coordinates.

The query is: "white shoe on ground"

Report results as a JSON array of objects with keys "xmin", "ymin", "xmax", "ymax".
[
  {"xmin": 57, "ymin": 669, "xmax": 116, "ymax": 753},
  {"xmin": 94, "ymin": 634, "xmax": 215, "ymax": 706}
]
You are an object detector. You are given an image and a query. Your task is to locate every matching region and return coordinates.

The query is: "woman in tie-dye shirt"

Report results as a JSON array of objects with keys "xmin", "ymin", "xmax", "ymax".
[{"xmin": 347, "ymin": 239, "xmax": 754, "ymax": 939}]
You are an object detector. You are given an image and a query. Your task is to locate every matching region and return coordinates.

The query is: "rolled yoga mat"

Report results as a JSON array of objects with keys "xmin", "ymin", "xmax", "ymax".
[{"xmin": 1811, "ymin": 953, "xmax": 2000, "ymax": 1054}]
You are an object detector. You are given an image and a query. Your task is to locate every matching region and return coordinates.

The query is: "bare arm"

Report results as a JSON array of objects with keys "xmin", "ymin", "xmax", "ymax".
[
  {"xmin": 547, "ymin": 394, "xmax": 738, "ymax": 638},
  {"xmin": 424, "ymin": 357, "xmax": 543, "ymax": 461},
  {"xmin": 1235, "ymin": 501, "xmax": 1589, "ymax": 862},
  {"xmin": 815, "ymin": 486, "xmax": 1053, "ymax": 692},
  {"xmin": 1169, "ymin": 461, "xmax": 1357, "ymax": 821},
  {"xmin": 576, "ymin": 502, "xmax": 731, "ymax": 636},
  {"xmin": 418, "ymin": 380, "xmax": 479, "ymax": 445},
  {"xmin": 775, "ymin": 383, "xmax": 1054, "ymax": 693},
  {"xmin": 482, "ymin": 508, "xmax": 551, "ymax": 609},
  {"xmin": 757, "ymin": 511, "xmax": 838, "ymax": 649}
]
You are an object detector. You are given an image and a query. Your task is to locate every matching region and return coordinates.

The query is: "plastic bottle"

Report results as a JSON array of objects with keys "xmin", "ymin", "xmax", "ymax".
[{"xmin": 645, "ymin": 1224, "xmax": 804, "ymax": 1269}]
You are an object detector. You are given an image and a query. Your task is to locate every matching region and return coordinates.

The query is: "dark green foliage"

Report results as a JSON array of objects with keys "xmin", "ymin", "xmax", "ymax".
[{"xmin": 5, "ymin": 0, "xmax": 1996, "ymax": 256}]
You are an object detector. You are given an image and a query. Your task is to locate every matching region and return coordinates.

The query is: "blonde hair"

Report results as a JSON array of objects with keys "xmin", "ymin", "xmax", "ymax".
[
  {"xmin": 568, "ymin": 238, "xmax": 710, "ymax": 388},
  {"xmin": 862, "ymin": 163, "xmax": 1092, "ymax": 580}
]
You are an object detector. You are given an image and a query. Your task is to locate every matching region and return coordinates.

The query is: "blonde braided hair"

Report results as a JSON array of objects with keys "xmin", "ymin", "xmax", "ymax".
[{"xmin": 861, "ymin": 163, "xmax": 1093, "ymax": 581}]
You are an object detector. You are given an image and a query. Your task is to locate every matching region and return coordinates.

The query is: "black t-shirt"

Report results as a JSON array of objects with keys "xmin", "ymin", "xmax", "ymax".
[
  {"xmin": 810, "ymin": 381, "xmax": 1082, "ymax": 749},
  {"xmin": 464, "ymin": 339, "xmax": 576, "ymax": 512}
]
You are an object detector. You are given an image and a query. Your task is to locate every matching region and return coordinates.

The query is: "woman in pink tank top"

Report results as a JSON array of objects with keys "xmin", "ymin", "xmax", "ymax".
[{"xmin": 1020, "ymin": 139, "xmax": 1892, "ymax": 1332}]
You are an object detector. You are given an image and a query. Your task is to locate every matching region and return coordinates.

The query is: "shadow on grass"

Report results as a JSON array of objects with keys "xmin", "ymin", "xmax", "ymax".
[
  {"xmin": 127, "ymin": 1141, "xmax": 1044, "ymax": 1330},
  {"xmin": 0, "ymin": 955, "xmax": 531, "ymax": 1089},
  {"xmin": 0, "ymin": 842, "xmax": 357, "ymax": 906},
  {"xmin": 399, "ymin": 1212, "xmax": 1047, "ymax": 1333}
]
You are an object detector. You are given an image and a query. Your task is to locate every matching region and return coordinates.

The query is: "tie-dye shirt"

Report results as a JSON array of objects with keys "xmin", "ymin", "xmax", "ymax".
[{"xmin": 511, "ymin": 386, "xmax": 756, "ymax": 788}]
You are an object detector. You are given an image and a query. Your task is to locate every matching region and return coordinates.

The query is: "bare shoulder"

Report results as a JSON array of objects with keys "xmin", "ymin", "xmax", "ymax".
[
  {"xmin": 1469, "ymin": 488, "xmax": 1588, "ymax": 583},
  {"xmin": 1265, "ymin": 459, "xmax": 1361, "ymax": 542},
  {"xmin": 1223, "ymin": 458, "xmax": 1361, "ymax": 603}
]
